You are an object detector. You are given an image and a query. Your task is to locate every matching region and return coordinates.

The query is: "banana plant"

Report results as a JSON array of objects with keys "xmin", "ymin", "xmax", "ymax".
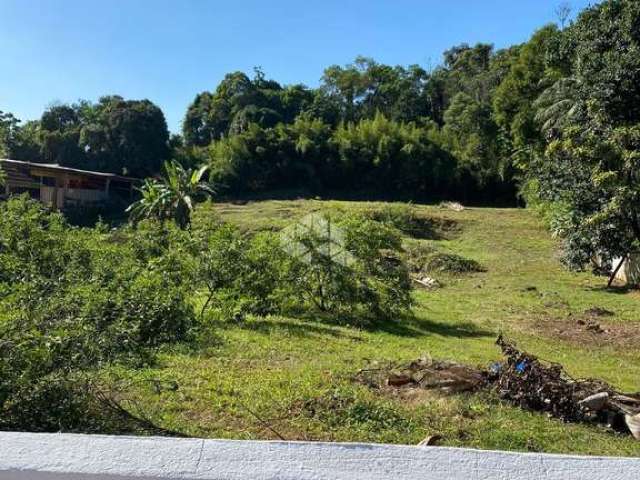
[{"xmin": 127, "ymin": 160, "xmax": 214, "ymax": 229}]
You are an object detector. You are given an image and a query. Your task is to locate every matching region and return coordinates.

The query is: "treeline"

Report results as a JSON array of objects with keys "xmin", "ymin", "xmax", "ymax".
[
  {"xmin": 180, "ymin": 54, "xmax": 521, "ymax": 201},
  {"xmin": 0, "ymin": 96, "xmax": 170, "ymax": 178},
  {"xmin": 0, "ymin": 20, "xmax": 554, "ymax": 201},
  {"xmin": 2, "ymin": 1, "xmax": 640, "ymax": 237}
]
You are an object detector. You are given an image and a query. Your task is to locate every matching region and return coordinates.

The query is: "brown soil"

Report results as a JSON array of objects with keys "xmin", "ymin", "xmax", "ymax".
[{"xmin": 526, "ymin": 309, "xmax": 638, "ymax": 348}]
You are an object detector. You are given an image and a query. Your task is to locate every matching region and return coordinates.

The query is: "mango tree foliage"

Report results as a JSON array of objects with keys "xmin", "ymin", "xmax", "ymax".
[{"xmin": 533, "ymin": 0, "xmax": 640, "ymax": 272}]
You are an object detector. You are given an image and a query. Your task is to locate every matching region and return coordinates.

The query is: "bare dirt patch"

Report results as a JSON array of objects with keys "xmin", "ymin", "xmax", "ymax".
[{"xmin": 526, "ymin": 308, "xmax": 638, "ymax": 348}]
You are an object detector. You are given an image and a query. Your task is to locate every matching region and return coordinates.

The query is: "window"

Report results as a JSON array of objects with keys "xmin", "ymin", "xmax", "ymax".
[{"xmin": 42, "ymin": 176, "xmax": 56, "ymax": 187}]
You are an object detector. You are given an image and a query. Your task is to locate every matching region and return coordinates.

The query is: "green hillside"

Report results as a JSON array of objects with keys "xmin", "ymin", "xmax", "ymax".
[{"xmin": 107, "ymin": 200, "xmax": 640, "ymax": 456}]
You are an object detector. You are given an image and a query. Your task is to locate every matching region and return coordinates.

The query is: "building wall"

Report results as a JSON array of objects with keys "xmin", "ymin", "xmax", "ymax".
[
  {"xmin": 2, "ymin": 160, "xmax": 133, "ymax": 210},
  {"xmin": 613, "ymin": 254, "xmax": 640, "ymax": 286},
  {"xmin": 39, "ymin": 186, "xmax": 57, "ymax": 206},
  {"xmin": 65, "ymin": 188, "xmax": 109, "ymax": 204}
]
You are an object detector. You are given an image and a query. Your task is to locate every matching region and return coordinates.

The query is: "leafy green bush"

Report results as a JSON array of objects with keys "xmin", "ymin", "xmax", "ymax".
[
  {"xmin": 519, "ymin": 178, "xmax": 572, "ymax": 238},
  {"xmin": 282, "ymin": 214, "xmax": 364, "ymax": 315},
  {"xmin": 197, "ymin": 211, "xmax": 413, "ymax": 324},
  {"xmin": 197, "ymin": 224, "xmax": 293, "ymax": 319},
  {"xmin": 0, "ymin": 194, "xmax": 69, "ymax": 284},
  {"xmin": 338, "ymin": 214, "xmax": 413, "ymax": 317},
  {"xmin": 0, "ymin": 196, "xmax": 195, "ymax": 432},
  {"xmin": 282, "ymin": 212, "xmax": 412, "ymax": 320}
]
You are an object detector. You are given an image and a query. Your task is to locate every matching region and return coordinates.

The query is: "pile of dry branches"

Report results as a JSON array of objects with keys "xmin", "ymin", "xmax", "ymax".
[
  {"xmin": 494, "ymin": 336, "xmax": 640, "ymax": 439},
  {"xmin": 356, "ymin": 336, "xmax": 640, "ymax": 440}
]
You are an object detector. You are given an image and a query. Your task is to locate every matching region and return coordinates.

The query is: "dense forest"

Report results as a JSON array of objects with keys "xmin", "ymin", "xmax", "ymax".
[{"xmin": 1, "ymin": 0, "xmax": 639, "ymax": 268}]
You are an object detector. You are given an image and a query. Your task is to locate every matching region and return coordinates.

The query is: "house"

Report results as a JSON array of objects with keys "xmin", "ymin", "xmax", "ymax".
[{"xmin": 0, "ymin": 158, "xmax": 136, "ymax": 209}]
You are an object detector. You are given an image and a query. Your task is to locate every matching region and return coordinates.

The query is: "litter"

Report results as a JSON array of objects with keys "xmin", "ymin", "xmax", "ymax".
[
  {"xmin": 413, "ymin": 276, "xmax": 441, "ymax": 289},
  {"xmin": 439, "ymin": 201, "xmax": 465, "ymax": 212}
]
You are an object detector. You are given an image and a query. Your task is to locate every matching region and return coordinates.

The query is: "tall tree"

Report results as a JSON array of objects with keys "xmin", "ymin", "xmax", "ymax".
[
  {"xmin": 183, "ymin": 69, "xmax": 312, "ymax": 146},
  {"xmin": 38, "ymin": 104, "xmax": 84, "ymax": 165},
  {"xmin": 33, "ymin": 97, "xmax": 171, "ymax": 177},
  {"xmin": 82, "ymin": 96, "xmax": 170, "ymax": 177},
  {"xmin": 0, "ymin": 111, "xmax": 19, "ymax": 158},
  {"xmin": 532, "ymin": 0, "xmax": 640, "ymax": 275},
  {"xmin": 492, "ymin": 25, "xmax": 564, "ymax": 167}
]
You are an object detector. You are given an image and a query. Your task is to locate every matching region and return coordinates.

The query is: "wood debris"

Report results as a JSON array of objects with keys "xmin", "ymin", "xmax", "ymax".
[
  {"xmin": 357, "ymin": 336, "xmax": 640, "ymax": 440},
  {"xmin": 494, "ymin": 336, "xmax": 640, "ymax": 438},
  {"xmin": 356, "ymin": 356, "xmax": 487, "ymax": 394}
]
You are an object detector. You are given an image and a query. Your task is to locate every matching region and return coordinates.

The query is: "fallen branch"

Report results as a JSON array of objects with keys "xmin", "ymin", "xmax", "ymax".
[
  {"xmin": 90, "ymin": 383, "xmax": 189, "ymax": 437},
  {"xmin": 356, "ymin": 337, "xmax": 640, "ymax": 440},
  {"xmin": 238, "ymin": 401, "xmax": 287, "ymax": 441},
  {"xmin": 494, "ymin": 335, "xmax": 640, "ymax": 437}
]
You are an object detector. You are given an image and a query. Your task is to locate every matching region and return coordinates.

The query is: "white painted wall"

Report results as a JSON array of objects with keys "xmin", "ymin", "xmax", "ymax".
[
  {"xmin": 612, "ymin": 254, "xmax": 640, "ymax": 286},
  {"xmin": 1, "ymin": 432, "xmax": 640, "ymax": 480}
]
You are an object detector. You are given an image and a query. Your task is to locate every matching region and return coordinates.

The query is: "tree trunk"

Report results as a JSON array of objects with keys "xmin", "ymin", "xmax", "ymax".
[{"xmin": 608, "ymin": 254, "xmax": 628, "ymax": 288}]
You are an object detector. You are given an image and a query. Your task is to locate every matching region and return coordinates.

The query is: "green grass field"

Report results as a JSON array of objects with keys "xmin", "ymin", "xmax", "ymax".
[{"xmin": 108, "ymin": 200, "xmax": 640, "ymax": 456}]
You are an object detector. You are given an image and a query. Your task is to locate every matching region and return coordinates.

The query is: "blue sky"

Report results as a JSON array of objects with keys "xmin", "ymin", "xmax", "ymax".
[{"xmin": 0, "ymin": 0, "xmax": 597, "ymax": 133}]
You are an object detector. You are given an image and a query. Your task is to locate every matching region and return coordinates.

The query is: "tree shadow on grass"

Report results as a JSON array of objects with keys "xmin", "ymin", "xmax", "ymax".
[
  {"xmin": 220, "ymin": 311, "xmax": 493, "ymax": 341},
  {"xmin": 587, "ymin": 284, "xmax": 637, "ymax": 295},
  {"xmin": 364, "ymin": 313, "xmax": 494, "ymax": 339},
  {"xmin": 217, "ymin": 316, "xmax": 364, "ymax": 341}
]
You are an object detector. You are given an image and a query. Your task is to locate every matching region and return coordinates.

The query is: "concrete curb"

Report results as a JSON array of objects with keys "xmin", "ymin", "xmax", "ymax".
[{"xmin": 1, "ymin": 432, "xmax": 639, "ymax": 479}]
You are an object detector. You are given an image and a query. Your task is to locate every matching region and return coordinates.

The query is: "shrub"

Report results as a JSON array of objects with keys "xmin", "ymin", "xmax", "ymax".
[
  {"xmin": 282, "ymin": 214, "xmax": 363, "ymax": 314},
  {"xmin": 0, "ymin": 194, "xmax": 69, "ymax": 284},
  {"xmin": 366, "ymin": 203, "xmax": 440, "ymax": 239},
  {"xmin": 0, "ymin": 196, "xmax": 195, "ymax": 431},
  {"xmin": 402, "ymin": 241, "xmax": 439, "ymax": 273},
  {"xmin": 282, "ymin": 212, "xmax": 412, "ymax": 320},
  {"xmin": 197, "ymin": 211, "xmax": 413, "ymax": 323},
  {"xmin": 197, "ymin": 224, "xmax": 293, "ymax": 319},
  {"xmin": 425, "ymin": 252, "xmax": 485, "ymax": 274},
  {"xmin": 339, "ymin": 214, "xmax": 412, "ymax": 317}
]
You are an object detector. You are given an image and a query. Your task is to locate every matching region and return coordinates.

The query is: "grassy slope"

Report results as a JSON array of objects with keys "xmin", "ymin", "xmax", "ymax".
[{"xmin": 112, "ymin": 200, "xmax": 640, "ymax": 456}]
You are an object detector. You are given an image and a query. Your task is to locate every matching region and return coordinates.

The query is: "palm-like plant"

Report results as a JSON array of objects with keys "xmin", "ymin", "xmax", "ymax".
[
  {"xmin": 534, "ymin": 77, "xmax": 581, "ymax": 138},
  {"xmin": 127, "ymin": 160, "xmax": 214, "ymax": 229}
]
